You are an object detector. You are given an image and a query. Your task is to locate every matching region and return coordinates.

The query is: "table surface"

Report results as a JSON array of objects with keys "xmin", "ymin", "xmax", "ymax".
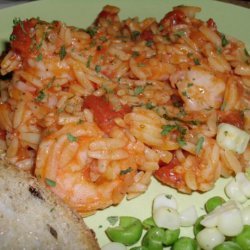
[{"xmin": 0, "ymin": 0, "xmax": 249, "ymax": 9}]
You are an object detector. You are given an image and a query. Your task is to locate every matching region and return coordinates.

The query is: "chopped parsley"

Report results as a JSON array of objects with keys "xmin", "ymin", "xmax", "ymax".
[
  {"xmin": 120, "ymin": 167, "xmax": 133, "ymax": 175},
  {"xmin": 99, "ymin": 36, "xmax": 108, "ymax": 42},
  {"xmin": 137, "ymin": 63, "xmax": 145, "ymax": 67},
  {"xmin": 9, "ymin": 34, "xmax": 16, "ymax": 41},
  {"xmin": 195, "ymin": 136, "xmax": 205, "ymax": 155},
  {"xmin": 132, "ymin": 51, "xmax": 140, "ymax": 58},
  {"xmin": 45, "ymin": 178, "xmax": 56, "ymax": 187},
  {"xmin": 95, "ymin": 65, "xmax": 101, "ymax": 73},
  {"xmin": 190, "ymin": 120, "xmax": 201, "ymax": 126},
  {"xmin": 67, "ymin": 133, "xmax": 77, "ymax": 142},
  {"xmin": 165, "ymin": 194, "xmax": 172, "ymax": 199},
  {"xmin": 36, "ymin": 53, "xmax": 43, "ymax": 61},
  {"xmin": 145, "ymin": 40, "xmax": 154, "ymax": 47},
  {"xmin": 187, "ymin": 83, "xmax": 193, "ymax": 88},
  {"xmin": 221, "ymin": 34, "xmax": 229, "ymax": 47},
  {"xmin": 134, "ymin": 86, "xmax": 144, "ymax": 96},
  {"xmin": 13, "ymin": 17, "xmax": 22, "ymax": 26},
  {"xmin": 86, "ymin": 55, "xmax": 92, "ymax": 68},
  {"xmin": 86, "ymin": 26, "xmax": 98, "ymax": 37},
  {"xmin": 161, "ymin": 124, "xmax": 177, "ymax": 136},
  {"xmin": 182, "ymin": 90, "xmax": 189, "ymax": 98},
  {"xmin": 107, "ymin": 216, "xmax": 119, "ymax": 226},
  {"xmin": 174, "ymin": 30, "xmax": 185, "ymax": 38},
  {"xmin": 177, "ymin": 137, "xmax": 187, "ymax": 147},
  {"xmin": 245, "ymin": 48, "xmax": 250, "ymax": 57},
  {"xmin": 131, "ymin": 30, "xmax": 141, "ymax": 40},
  {"xmin": 217, "ymin": 47, "xmax": 222, "ymax": 54},
  {"xmin": 59, "ymin": 45, "xmax": 67, "ymax": 60},
  {"xmin": 145, "ymin": 102, "xmax": 155, "ymax": 110},
  {"xmin": 193, "ymin": 58, "xmax": 200, "ymax": 65},
  {"xmin": 97, "ymin": 45, "xmax": 102, "ymax": 51},
  {"xmin": 35, "ymin": 90, "xmax": 45, "ymax": 102}
]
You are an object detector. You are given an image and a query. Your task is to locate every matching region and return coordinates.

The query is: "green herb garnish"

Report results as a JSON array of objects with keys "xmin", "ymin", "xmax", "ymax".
[
  {"xmin": 35, "ymin": 90, "xmax": 45, "ymax": 102},
  {"xmin": 131, "ymin": 30, "xmax": 140, "ymax": 40},
  {"xmin": 36, "ymin": 53, "xmax": 43, "ymax": 61},
  {"xmin": 99, "ymin": 36, "xmax": 108, "ymax": 42},
  {"xmin": 107, "ymin": 216, "xmax": 119, "ymax": 226},
  {"xmin": 9, "ymin": 34, "xmax": 16, "ymax": 41},
  {"xmin": 59, "ymin": 45, "xmax": 66, "ymax": 60},
  {"xmin": 177, "ymin": 137, "xmax": 187, "ymax": 147},
  {"xmin": 67, "ymin": 133, "xmax": 77, "ymax": 142},
  {"xmin": 86, "ymin": 55, "xmax": 92, "ymax": 68},
  {"xmin": 161, "ymin": 125, "xmax": 177, "ymax": 136},
  {"xmin": 221, "ymin": 34, "xmax": 229, "ymax": 47},
  {"xmin": 86, "ymin": 26, "xmax": 98, "ymax": 37},
  {"xmin": 145, "ymin": 102, "xmax": 155, "ymax": 110},
  {"xmin": 120, "ymin": 167, "xmax": 133, "ymax": 175},
  {"xmin": 45, "ymin": 178, "xmax": 56, "ymax": 187},
  {"xmin": 132, "ymin": 51, "xmax": 140, "ymax": 58},
  {"xmin": 195, "ymin": 136, "xmax": 205, "ymax": 155},
  {"xmin": 134, "ymin": 86, "xmax": 144, "ymax": 96},
  {"xmin": 95, "ymin": 65, "xmax": 101, "ymax": 73},
  {"xmin": 193, "ymin": 58, "xmax": 200, "ymax": 65},
  {"xmin": 244, "ymin": 48, "xmax": 250, "ymax": 57},
  {"xmin": 145, "ymin": 40, "xmax": 153, "ymax": 47}
]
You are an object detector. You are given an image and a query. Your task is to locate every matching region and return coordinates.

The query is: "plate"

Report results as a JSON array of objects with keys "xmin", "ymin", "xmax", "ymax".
[{"xmin": 0, "ymin": 0, "xmax": 249, "ymax": 248}]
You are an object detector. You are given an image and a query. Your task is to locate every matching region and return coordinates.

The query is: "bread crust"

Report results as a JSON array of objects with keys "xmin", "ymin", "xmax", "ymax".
[{"xmin": 0, "ymin": 160, "xmax": 100, "ymax": 250}]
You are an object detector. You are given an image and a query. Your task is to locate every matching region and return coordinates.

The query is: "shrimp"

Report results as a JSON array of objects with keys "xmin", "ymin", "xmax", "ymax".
[
  {"xmin": 174, "ymin": 66, "xmax": 226, "ymax": 111},
  {"xmin": 35, "ymin": 122, "xmax": 158, "ymax": 214},
  {"xmin": 154, "ymin": 137, "xmax": 221, "ymax": 193}
]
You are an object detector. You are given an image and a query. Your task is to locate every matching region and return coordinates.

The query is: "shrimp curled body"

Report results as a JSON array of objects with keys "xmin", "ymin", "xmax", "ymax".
[{"xmin": 35, "ymin": 122, "xmax": 157, "ymax": 214}]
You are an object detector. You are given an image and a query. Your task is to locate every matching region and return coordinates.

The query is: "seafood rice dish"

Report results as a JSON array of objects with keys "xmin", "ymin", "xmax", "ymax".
[{"xmin": 0, "ymin": 5, "xmax": 249, "ymax": 214}]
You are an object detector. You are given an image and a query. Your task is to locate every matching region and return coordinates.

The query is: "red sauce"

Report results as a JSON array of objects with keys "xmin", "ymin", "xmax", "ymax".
[
  {"xmin": 11, "ymin": 18, "xmax": 37, "ymax": 58},
  {"xmin": 160, "ymin": 10, "xmax": 186, "ymax": 27},
  {"xmin": 83, "ymin": 95, "xmax": 131, "ymax": 134},
  {"xmin": 218, "ymin": 110, "xmax": 244, "ymax": 129},
  {"xmin": 154, "ymin": 154, "xmax": 186, "ymax": 189}
]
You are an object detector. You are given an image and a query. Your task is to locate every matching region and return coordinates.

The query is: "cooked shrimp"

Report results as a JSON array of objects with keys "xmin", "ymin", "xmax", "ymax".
[
  {"xmin": 154, "ymin": 137, "xmax": 221, "ymax": 193},
  {"xmin": 35, "ymin": 122, "xmax": 158, "ymax": 214},
  {"xmin": 174, "ymin": 66, "xmax": 226, "ymax": 111}
]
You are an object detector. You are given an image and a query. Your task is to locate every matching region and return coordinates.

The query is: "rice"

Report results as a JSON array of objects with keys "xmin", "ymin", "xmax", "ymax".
[{"xmin": 0, "ymin": 4, "xmax": 249, "ymax": 213}]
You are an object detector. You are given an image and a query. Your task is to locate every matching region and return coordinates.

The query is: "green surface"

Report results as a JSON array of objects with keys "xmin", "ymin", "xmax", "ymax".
[{"xmin": 0, "ymin": 0, "xmax": 249, "ymax": 248}]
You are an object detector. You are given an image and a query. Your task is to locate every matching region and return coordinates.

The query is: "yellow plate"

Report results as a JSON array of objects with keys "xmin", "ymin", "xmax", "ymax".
[{"xmin": 0, "ymin": 0, "xmax": 249, "ymax": 248}]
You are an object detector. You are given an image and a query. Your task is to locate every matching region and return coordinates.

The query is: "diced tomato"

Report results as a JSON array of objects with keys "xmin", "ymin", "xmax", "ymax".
[
  {"xmin": 94, "ymin": 7, "xmax": 119, "ymax": 25},
  {"xmin": 207, "ymin": 18, "xmax": 217, "ymax": 30},
  {"xmin": 140, "ymin": 29, "xmax": 154, "ymax": 41},
  {"xmin": 83, "ymin": 95, "xmax": 131, "ymax": 134},
  {"xmin": 218, "ymin": 110, "xmax": 244, "ymax": 129},
  {"xmin": 160, "ymin": 10, "xmax": 186, "ymax": 27},
  {"xmin": 0, "ymin": 129, "xmax": 6, "ymax": 140},
  {"xmin": 154, "ymin": 155, "xmax": 187, "ymax": 191},
  {"xmin": 11, "ymin": 18, "xmax": 37, "ymax": 58}
]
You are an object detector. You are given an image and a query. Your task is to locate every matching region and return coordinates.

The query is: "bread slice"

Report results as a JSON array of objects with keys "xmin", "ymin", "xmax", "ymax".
[{"xmin": 0, "ymin": 160, "xmax": 100, "ymax": 250}]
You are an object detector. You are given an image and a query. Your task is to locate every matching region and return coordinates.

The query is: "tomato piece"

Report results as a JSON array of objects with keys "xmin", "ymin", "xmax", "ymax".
[
  {"xmin": 11, "ymin": 18, "xmax": 37, "ymax": 58},
  {"xmin": 218, "ymin": 110, "xmax": 244, "ymax": 129},
  {"xmin": 84, "ymin": 95, "xmax": 131, "ymax": 134},
  {"xmin": 154, "ymin": 155, "xmax": 188, "ymax": 191},
  {"xmin": 0, "ymin": 129, "xmax": 6, "ymax": 140},
  {"xmin": 207, "ymin": 18, "xmax": 217, "ymax": 30},
  {"xmin": 160, "ymin": 10, "xmax": 186, "ymax": 26},
  {"xmin": 94, "ymin": 6, "xmax": 119, "ymax": 25},
  {"xmin": 140, "ymin": 29, "xmax": 154, "ymax": 41}
]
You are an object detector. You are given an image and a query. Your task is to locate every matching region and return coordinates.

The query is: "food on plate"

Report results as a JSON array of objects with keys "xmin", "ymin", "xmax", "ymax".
[
  {"xmin": 102, "ymin": 189, "xmax": 250, "ymax": 250},
  {"xmin": 0, "ymin": 4, "xmax": 249, "ymax": 214},
  {"xmin": 0, "ymin": 159, "xmax": 100, "ymax": 249}
]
